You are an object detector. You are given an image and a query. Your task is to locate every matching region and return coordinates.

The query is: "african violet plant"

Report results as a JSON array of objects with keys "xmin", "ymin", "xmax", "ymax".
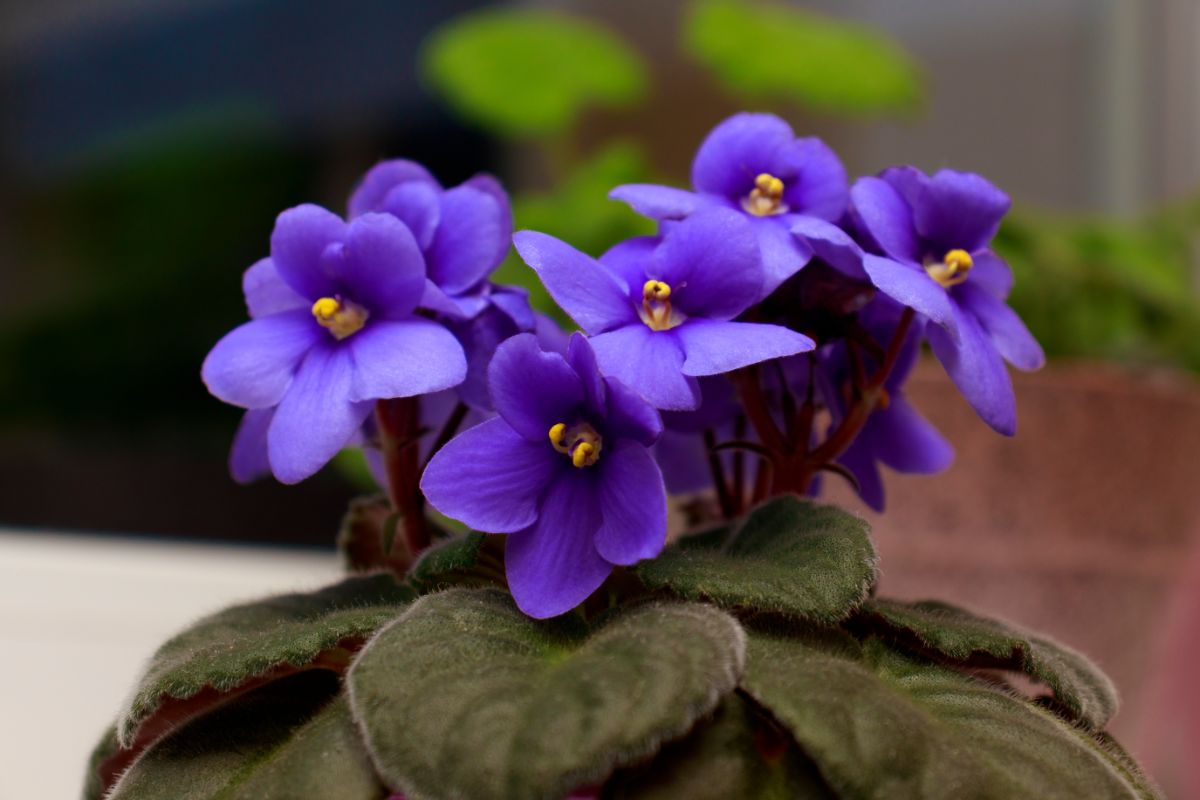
[{"xmin": 85, "ymin": 113, "xmax": 1159, "ymax": 799}]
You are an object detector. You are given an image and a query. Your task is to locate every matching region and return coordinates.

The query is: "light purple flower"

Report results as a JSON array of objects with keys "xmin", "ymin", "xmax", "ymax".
[
  {"xmin": 202, "ymin": 206, "xmax": 466, "ymax": 484},
  {"xmin": 513, "ymin": 209, "xmax": 816, "ymax": 411},
  {"xmin": 348, "ymin": 159, "xmax": 513, "ymax": 320},
  {"xmin": 421, "ymin": 333, "xmax": 666, "ymax": 619},
  {"xmin": 610, "ymin": 112, "xmax": 848, "ymax": 291},
  {"xmin": 847, "ymin": 167, "xmax": 1044, "ymax": 434}
]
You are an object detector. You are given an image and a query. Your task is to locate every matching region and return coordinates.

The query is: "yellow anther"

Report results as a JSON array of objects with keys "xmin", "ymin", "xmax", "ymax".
[
  {"xmin": 312, "ymin": 297, "xmax": 340, "ymax": 320},
  {"xmin": 548, "ymin": 422, "xmax": 568, "ymax": 453},
  {"xmin": 572, "ymin": 442, "xmax": 595, "ymax": 468},
  {"xmin": 924, "ymin": 249, "xmax": 974, "ymax": 289},
  {"xmin": 311, "ymin": 295, "xmax": 369, "ymax": 339},
  {"xmin": 755, "ymin": 173, "xmax": 784, "ymax": 198},
  {"xmin": 742, "ymin": 173, "xmax": 788, "ymax": 217},
  {"xmin": 640, "ymin": 279, "xmax": 681, "ymax": 332},
  {"xmin": 549, "ymin": 421, "xmax": 603, "ymax": 467},
  {"xmin": 643, "ymin": 279, "xmax": 671, "ymax": 302}
]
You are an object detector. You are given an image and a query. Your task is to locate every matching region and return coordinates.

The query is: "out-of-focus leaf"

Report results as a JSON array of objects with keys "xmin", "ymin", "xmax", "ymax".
[
  {"xmin": 684, "ymin": 0, "xmax": 923, "ymax": 116},
  {"xmin": 998, "ymin": 203, "xmax": 1200, "ymax": 373},
  {"xmin": 862, "ymin": 599, "xmax": 1118, "ymax": 728},
  {"xmin": 108, "ymin": 674, "xmax": 383, "ymax": 800},
  {"xmin": 421, "ymin": 9, "xmax": 647, "ymax": 138},
  {"xmin": 347, "ymin": 589, "xmax": 745, "ymax": 800},
  {"xmin": 741, "ymin": 627, "xmax": 1157, "ymax": 799},
  {"xmin": 117, "ymin": 574, "xmax": 412, "ymax": 747},
  {"xmin": 604, "ymin": 694, "xmax": 834, "ymax": 799},
  {"xmin": 636, "ymin": 496, "xmax": 876, "ymax": 623},
  {"xmin": 496, "ymin": 142, "xmax": 656, "ymax": 322}
]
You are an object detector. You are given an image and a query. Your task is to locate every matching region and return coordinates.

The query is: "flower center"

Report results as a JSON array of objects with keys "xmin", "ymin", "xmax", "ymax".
[
  {"xmin": 638, "ymin": 279, "xmax": 684, "ymax": 332},
  {"xmin": 741, "ymin": 173, "xmax": 789, "ymax": 217},
  {"xmin": 548, "ymin": 421, "xmax": 603, "ymax": 468},
  {"xmin": 311, "ymin": 296, "xmax": 369, "ymax": 340},
  {"xmin": 924, "ymin": 249, "xmax": 973, "ymax": 289}
]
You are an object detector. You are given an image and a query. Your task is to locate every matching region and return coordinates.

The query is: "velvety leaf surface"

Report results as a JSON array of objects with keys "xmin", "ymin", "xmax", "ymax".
[
  {"xmin": 82, "ymin": 727, "xmax": 119, "ymax": 800},
  {"xmin": 347, "ymin": 589, "xmax": 746, "ymax": 800},
  {"xmin": 108, "ymin": 672, "xmax": 383, "ymax": 800},
  {"xmin": 421, "ymin": 8, "xmax": 646, "ymax": 137},
  {"xmin": 741, "ymin": 626, "xmax": 1155, "ymax": 800},
  {"xmin": 862, "ymin": 599, "xmax": 1119, "ymax": 728},
  {"xmin": 407, "ymin": 531, "xmax": 492, "ymax": 589},
  {"xmin": 684, "ymin": 0, "xmax": 923, "ymax": 116},
  {"xmin": 602, "ymin": 694, "xmax": 834, "ymax": 799},
  {"xmin": 117, "ymin": 574, "xmax": 413, "ymax": 746},
  {"xmin": 635, "ymin": 496, "xmax": 876, "ymax": 622}
]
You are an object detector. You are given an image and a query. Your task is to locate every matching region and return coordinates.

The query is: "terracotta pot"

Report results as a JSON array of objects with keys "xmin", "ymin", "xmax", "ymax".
[{"xmin": 822, "ymin": 360, "xmax": 1200, "ymax": 761}]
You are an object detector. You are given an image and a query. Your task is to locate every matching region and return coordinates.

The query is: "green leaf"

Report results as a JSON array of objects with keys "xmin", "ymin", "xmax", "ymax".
[
  {"xmin": 861, "ymin": 599, "xmax": 1119, "ymax": 729},
  {"xmin": 82, "ymin": 726, "xmax": 119, "ymax": 800},
  {"xmin": 740, "ymin": 626, "xmax": 1156, "ymax": 799},
  {"xmin": 603, "ymin": 694, "xmax": 834, "ymax": 799},
  {"xmin": 684, "ymin": 0, "xmax": 923, "ymax": 116},
  {"xmin": 108, "ymin": 673, "xmax": 384, "ymax": 800},
  {"xmin": 407, "ymin": 530, "xmax": 492, "ymax": 589},
  {"xmin": 496, "ymin": 141, "xmax": 656, "ymax": 323},
  {"xmin": 421, "ymin": 9, "xmax": 647, "ymax": 138},
  {"xmin": 635, "ymin": 496, "xmax": 876, "ymax": 622},
  {"xmin": 117, "ymin": 574, "xmax": 414, "ymax": 747},
  {"xmin": 347, "ymin": 589, "xmax": 746, "ymax": 800}
]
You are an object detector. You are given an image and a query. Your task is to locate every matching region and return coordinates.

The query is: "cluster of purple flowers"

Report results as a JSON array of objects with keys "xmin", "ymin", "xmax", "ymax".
[{"xmin": 202, "ymin": 112, "xmax": 1042, "ymax": 618}]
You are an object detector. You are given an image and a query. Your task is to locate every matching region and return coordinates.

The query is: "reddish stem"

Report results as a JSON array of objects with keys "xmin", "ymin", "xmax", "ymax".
[{"xmin": 375, "ymin": 397, "xmax": 430, "ymax": 556}]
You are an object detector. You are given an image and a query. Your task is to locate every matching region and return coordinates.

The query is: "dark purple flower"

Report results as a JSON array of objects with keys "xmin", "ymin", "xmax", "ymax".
[
  {"xmin": 610, "ymin": 113, "xmax": 848, "ymax": 291},
  {"xmin": 847, "ymin": 167, "xmax": 1044, "ymax": 434},
  {"xmin": 348, "ymin": 159, "xmax": 513, "ymax": 319},
  {"xmin": 826, "ymin": 304, "xmax": 954, "ymax": 510},
  {"xmin": 421, "ymin": 333, "xmax": 666, "ymax": 619},
  {"xmin": 513, "ymin": 209, "xmax": 816, "ymax": 411},
  {"xmin": 202, "ymin": 206, "xmax": 466, "ymax": 483},
  {"xmin": 654, "ymin": 376, "xmax": 742, "ymax": 494}
]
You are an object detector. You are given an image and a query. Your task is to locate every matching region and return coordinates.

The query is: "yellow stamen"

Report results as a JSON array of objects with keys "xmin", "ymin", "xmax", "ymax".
[
  {"xmin": 640, "ymin": 279, "xmax": 681, "ymax": 332},
  {"xmin": 643, "ymin": 280, "xmax": 671, "ymax": 302},
  {"xmin": 742, "ymin": 172, "xmax": 788, "ymax": 217},
  {"xmin": 311, "ymin": 296, "xmax": 369, "ymax": 339},
  {"xmin": 548, "ymin": 421, "xmax": 602, "ymax": 468},
  {"xmin": 572, "ymin": 442, "xmax": 595, "ymax": 468},
  {"xmin": 548, "ymin": 422, "xmax": 568, "ymax": 453},
  {"xmin": 924, "ymin": 249, "xmax": 973, "ymax": 289}
]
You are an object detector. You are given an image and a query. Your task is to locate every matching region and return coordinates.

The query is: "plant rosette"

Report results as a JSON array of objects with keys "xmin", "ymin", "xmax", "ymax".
[{"xmin": 85, "ymin": 113, "xmax": 1158, "ymax": 800}]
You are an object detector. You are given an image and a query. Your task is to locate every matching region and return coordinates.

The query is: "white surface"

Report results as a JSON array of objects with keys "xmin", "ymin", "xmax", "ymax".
[{"xmin": 0, "ymin": 529, "xmax": 343, "ymax": 800}]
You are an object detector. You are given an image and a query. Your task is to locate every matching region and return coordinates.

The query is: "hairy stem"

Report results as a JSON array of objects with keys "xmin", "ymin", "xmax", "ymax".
[{"xmin": 375, "ymin": 397, "xmax": 430, "ymax": 557}]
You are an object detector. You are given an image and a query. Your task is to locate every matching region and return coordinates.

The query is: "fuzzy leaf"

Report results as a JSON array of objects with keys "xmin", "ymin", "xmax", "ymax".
[
  {"xmin": 107, "ymin": 673, "xmax": 383, "ymax": 800},
  {"xmin": 741, "ymin": 626, "xmax": 1157, "ymax": 799},
  {"xmin": 117, "ymin": 574, "xmax": 413, "ymax": 747},
  {"xmin": 636, "ymin": 496, "xmax": 876, "ymax": 622},
  {"xmin": 685, "ymin": 0, "xmax": 923, "ymax": 116},
  {"xmin": 421, "ymin": 9, "xmax": 646, "ymax": 138},
  {"xmin": 82, "ymin": 727, "xmax": 119, "ymax": 800},
  {"xmin": 603, "ymin": 694, "xmax": 834, "ymax": 799},
  {"xmin": 407, "ymin": 530, "xmax": 488, "ymax": 589},
  {"xmin": 347, "ymin": 589, "xmax": 746, "ymax": 800},
  {"xmin": 861, "ymin": 599, "xmax": 1119, "ymax": 729}
]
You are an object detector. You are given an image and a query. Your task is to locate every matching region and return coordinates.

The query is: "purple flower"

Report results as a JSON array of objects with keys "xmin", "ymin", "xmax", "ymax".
[
  {"xmin": 421, "ymin": 333, "xmax": 667, "ymax": 619},
  {"xmin": 847, "ymin": 167, "xmax": 1044, "ymax": 434},
  {"xmin": 513, "ymin": 209, "xmax": 816, "ymax": 411},
  {"xmin": 827, "ymin": 305, "xmax": 954, "ymax": 510},
  {"xmin": 654, "ymin": 376, "xmax": 742, "ymax": 494},
  {"xmin": 348, "ymin": 159, "xmax": 512, "ymax": 319},
  {"xmin": 202, "ymin": 206, "xmax": 466, "ymax": 484},
  {"xmin": 610, "ymin": 113, "xmax": 848, "ymax": 291}
]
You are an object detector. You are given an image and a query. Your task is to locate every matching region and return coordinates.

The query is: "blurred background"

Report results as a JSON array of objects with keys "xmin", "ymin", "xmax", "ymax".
[{"xmin": 2, "ymin": 0, "xmax": 1198, "ymax": 796}]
